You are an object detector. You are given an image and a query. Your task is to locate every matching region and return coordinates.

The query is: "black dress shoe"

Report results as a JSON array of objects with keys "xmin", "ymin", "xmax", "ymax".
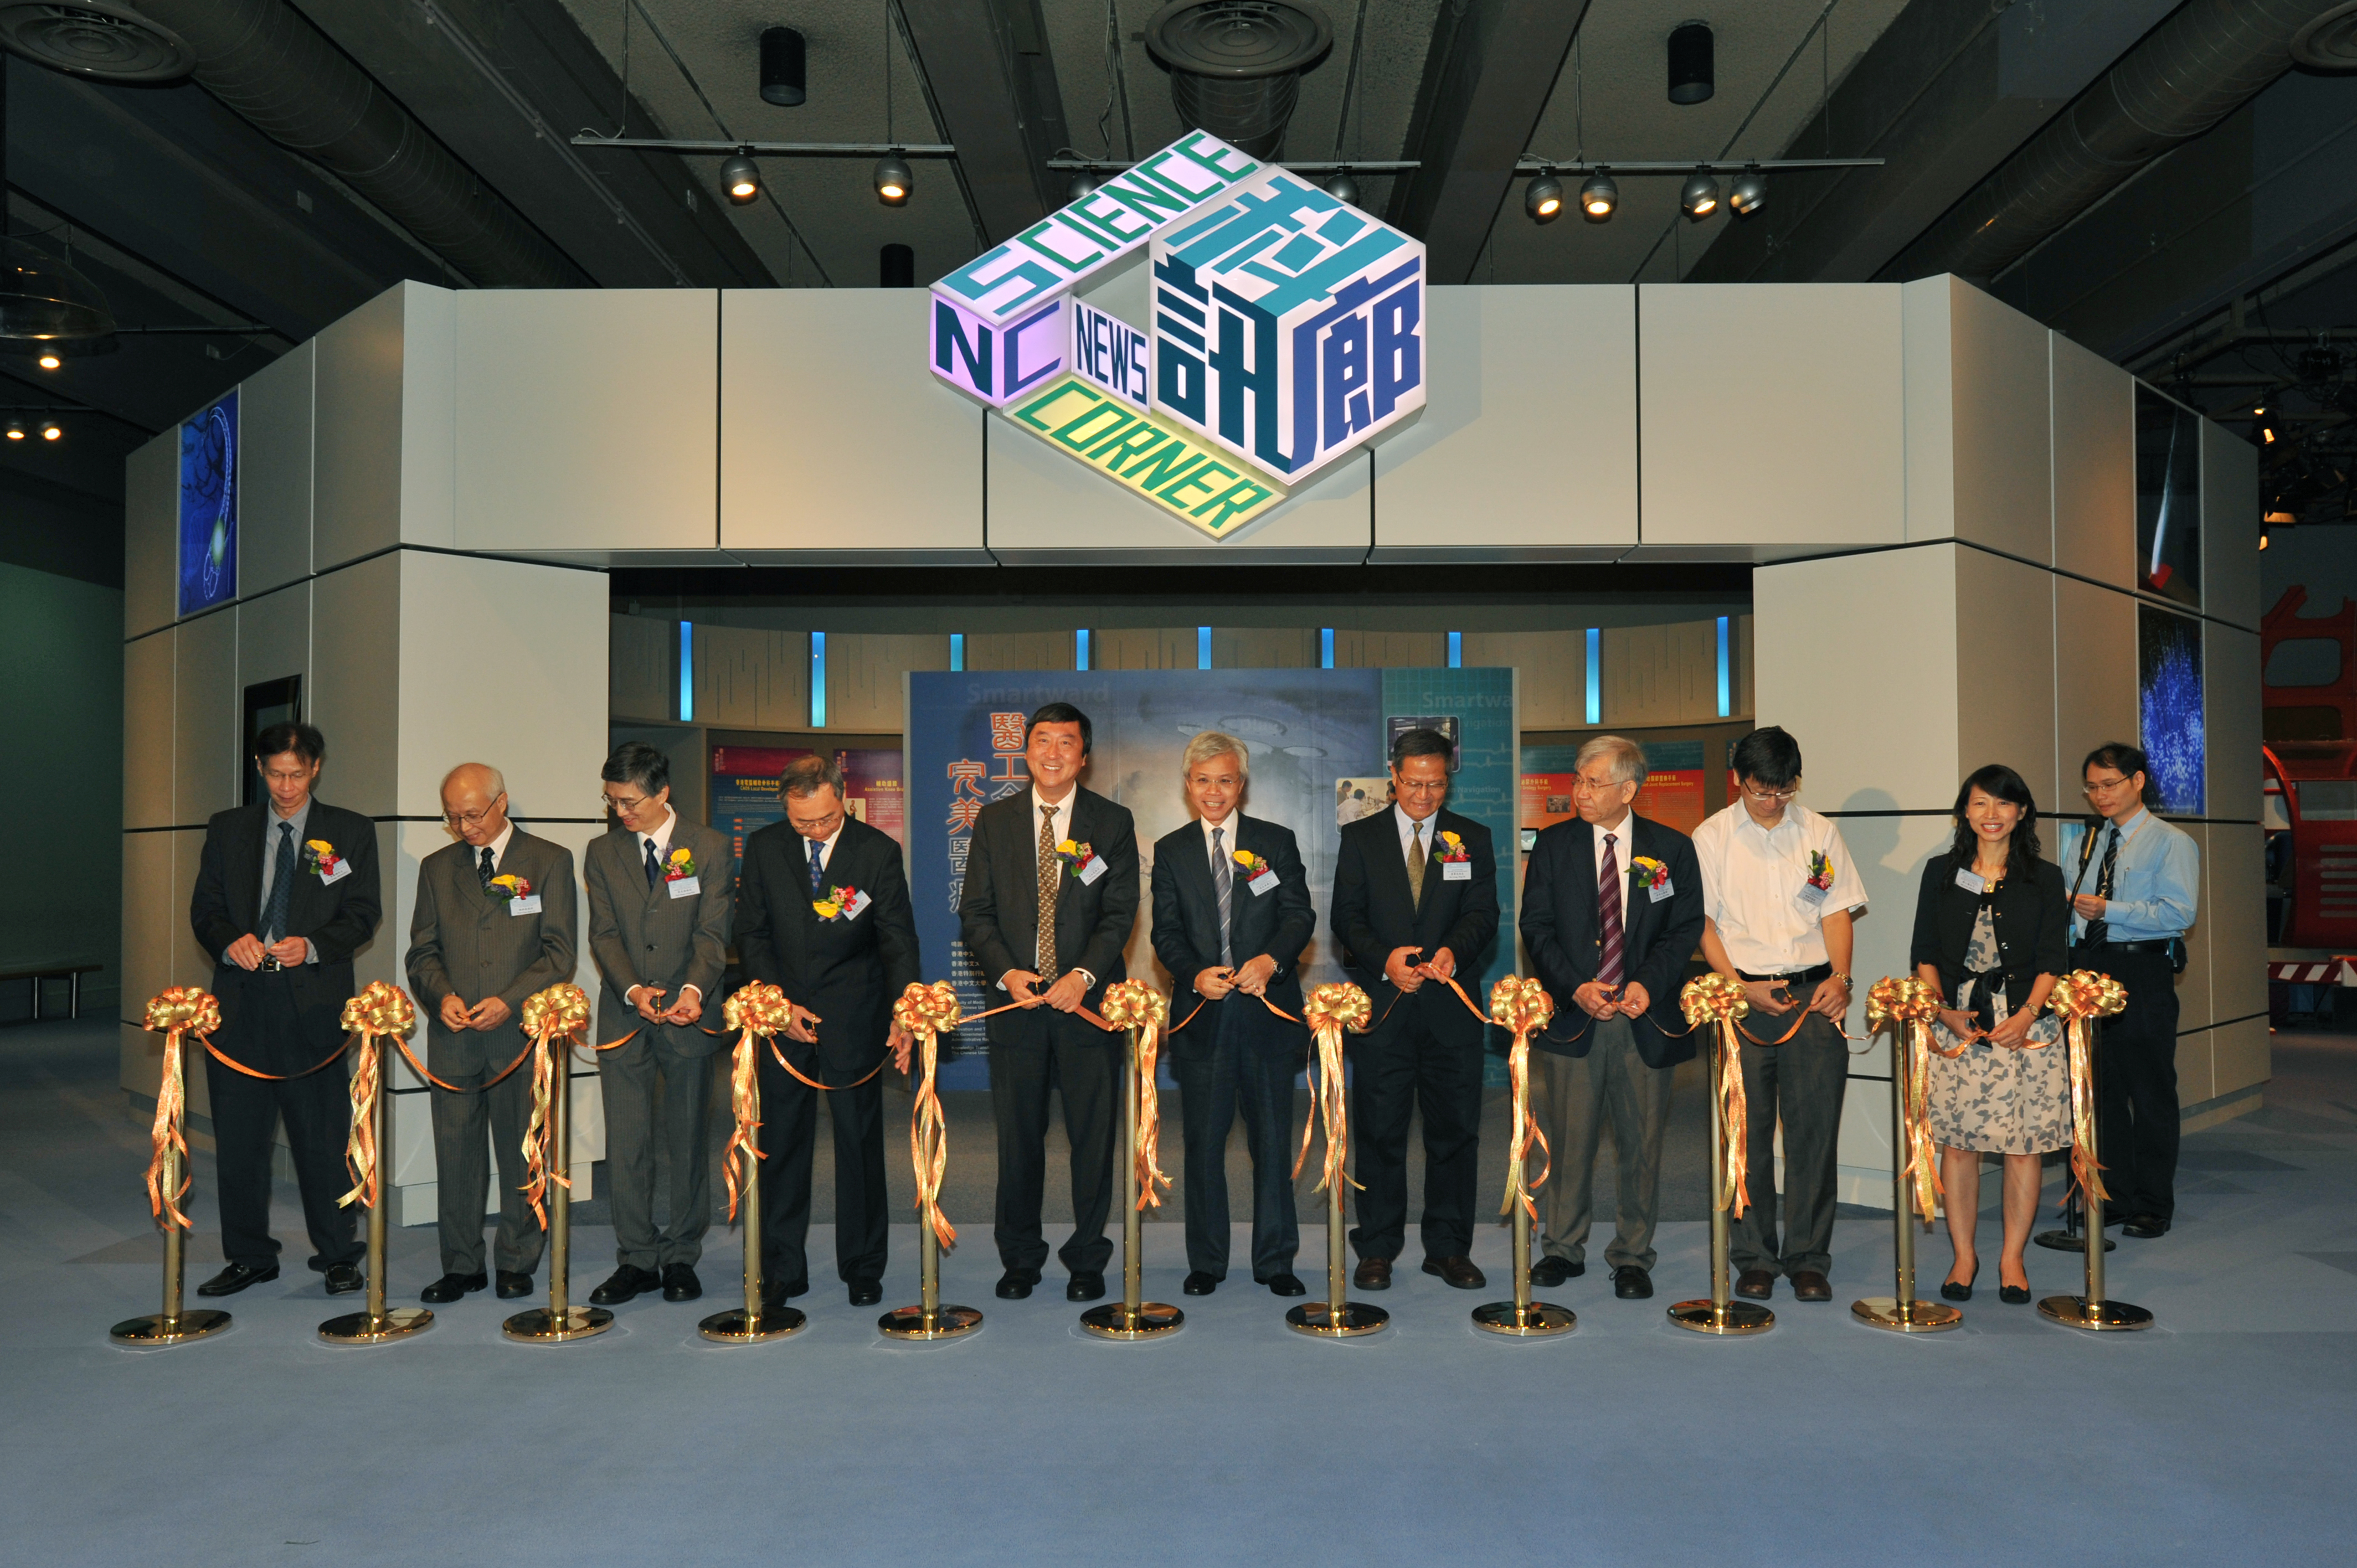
[
  {"xmin": 1067, "ymin": 1271, "xmax": 1107, "ymax": 1302},
  {"xmin": 495, "ymin": 1270, "xmax": 534, "ymax": 1299},
  {"xmin": 196, "ymin": 1262, "xmax": 279, "ymax": 1297},
  {"xmin": 1735, "ymin": 1268, "xmax": 1776, "ymax": 1301},
  {"xmin": 589, "ymin": 1265, "xmax": 661, "ymax": 1306},
  {"xmin": 1422, "ymin": 1255, "xmax": 1487, "ymax": 1291},
  {"xmin": 2122, "ymin": 1215, "xmax": 2170, "ymax": 1239},
  {"xmin": 322, "ymin": 1262, "xmax": 366, "ymax": 1296},
  {"xmin": 760, "ymin": 1280, "xmax": 805, "ymax": 1314},
  {"xmin": 995, "ymin": 1270, "xmax": 1037, "ymax": 1300},
  {"xmin": 1789, "ymin": 1270, "xmax": 1833, "ymax": 1302},
  {"xmin": 848, "ymin": 1280, "xmax": 883, "ymax": 1307},
  {"xmin": 1940, "ymin": 1263, "xmax": 1978, "ymax": 1302},
  {"xmin": 1529, "ymin": 1255, "xmax": 1585, "ymax": 1287},
  {"xmin": 1352, "ymin": 1256, "xmax": 1392, "ymax": 1291},
  {"xmin": 420, "ymin": 1271, "xmax": 487, "ymax": 1304},
  {"xmin": 661, "ymin": 1263, "xmax": 703, "ymax": 1302},
  {"xmin": 1612, "ymin": 1265, "xmax": 1654, "ymax": 1299},
  {"xmin": 1998, "ymin": 1283, "xmax": 2032, "ymax": 1305},
  {"xmin": 1265, "ymin": 1272, "xmax": 1308, "ymax": 1297},
  {"xmin": 1182, "ymin": 1271, "xmax": 1219, "ymax": 1296}
]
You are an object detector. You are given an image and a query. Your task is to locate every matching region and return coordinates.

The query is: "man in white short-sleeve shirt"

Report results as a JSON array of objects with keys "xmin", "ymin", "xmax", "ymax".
[{"xmin": 1691, "ymin": 726, "xmax": 1867, "ymax": 1304}]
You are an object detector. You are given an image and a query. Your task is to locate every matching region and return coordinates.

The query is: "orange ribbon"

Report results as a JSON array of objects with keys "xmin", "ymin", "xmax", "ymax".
[
  {"xmin": 1866, "ymin": 976, "xmax": 1946, "ymax": 1225},
  {"xmin": 2049, "ymin": 969, "xmax": 2128, "ymax": 1213},
  {"xmin": 1099, "ymin": 980, "xmax": 1172, "ymax": 1210},
  {"xmin": 1487, "ymin": 977, "xmax": 1556, "ymax": 1223},
  {"xmin": 1293, "ymin": 983, "xmax": 1372, "ymax": 1196},
  {"xmin": 336, "ymin": 982, "xmax": 417, "ymax": 1211},
  {"xmin": 1681, "ymin": 973, "xmax": 1753, "ymax": 1220},
  {"xmin": 141, "ymin": 987, "xmax": 219, "ymax": 1231},
  {"xmin": 717, "ymin": 983, "xmax": 795, "ymax": 1222},
  {"xmin": 518, "ymin": 983, "xmax": 590, "ymax": 1230},
  {"xmin": 894, "ymin": 982, "xmax": 964, "ymax": 1250}
]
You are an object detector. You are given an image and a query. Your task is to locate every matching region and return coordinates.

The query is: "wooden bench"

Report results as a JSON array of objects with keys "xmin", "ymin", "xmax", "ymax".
[{"xmin": 0, "ymin": 964, "xmax": 101, "ymax": 1022}]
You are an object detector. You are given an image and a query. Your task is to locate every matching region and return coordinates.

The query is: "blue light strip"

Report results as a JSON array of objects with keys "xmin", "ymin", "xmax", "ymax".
[
  {"xmin": 949, "ymin": 632, "xmax": 964, "ymax": 672},
  {"xmin": 1447, "ymin": 630, "xmax": 1462, "ymax": 669},
  {"xmin": 1320, "ymin": 628, "xmax": 1335, "ymax": 669},
  {"xmin": 678, "ymin": 621, "xmax": 694, "ymax": 722},
  {"xmin": 1716, "ymin": 616, "xmax": 1731, "ymax": 717},
  {"xmin": 810, "ymin": 631, "xmax": 827, "ymax": 727},
  {"xmin": 1198, "ymin": 626, "xmax": 1212, "ymax": 669},
  {"xmin": 1076, "ymin": 628, "xmax": 1091, "ymax": 670},
  {"xmin": 1585, "ymin": 628, "xmax": 1602, "ymax": 724}
]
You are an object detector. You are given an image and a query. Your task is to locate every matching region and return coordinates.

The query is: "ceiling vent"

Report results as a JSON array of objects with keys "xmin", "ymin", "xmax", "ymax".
[
  {"xmin": 2292, "ymin": 2, "xmax": 2357, "ymax": 70},
  {"xmin": 1145, "ymin": 1, "xmax": 1332, "ymax": 161},
  {"xmin": 0, "ymin": 2, "xmax": 192, "ymax": 82}
]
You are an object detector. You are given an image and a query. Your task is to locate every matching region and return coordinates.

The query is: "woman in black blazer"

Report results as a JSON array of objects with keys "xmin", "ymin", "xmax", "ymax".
[{"xmin": 1908, "ymin": 764, "xmax": 2070, "ymax": 1305}]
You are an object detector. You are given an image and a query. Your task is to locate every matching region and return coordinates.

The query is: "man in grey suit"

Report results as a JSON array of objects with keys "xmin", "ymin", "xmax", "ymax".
[
  {"xmin": 405, "ymin": 762, "xmax": 579, "ymax": 1305},
  {"xmin": 581, "ymin": 742, "xmax": 733, "ymax": 1308}
]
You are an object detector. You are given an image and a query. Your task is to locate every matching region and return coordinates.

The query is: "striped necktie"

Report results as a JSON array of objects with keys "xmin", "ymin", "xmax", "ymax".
[
  {"xmin": 1597, "ymin": 832, "xmax": 1625, "ymax": 988},
  {"xmin": 1212, "ymin": 824, "xmax": 1234, "ymax": 968}
]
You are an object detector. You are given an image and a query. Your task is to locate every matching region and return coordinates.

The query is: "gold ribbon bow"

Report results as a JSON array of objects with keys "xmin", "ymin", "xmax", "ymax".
[
  {"xmin": 1866, "ymin": 976, "xmax": 1946, "ymax": 1225},
  {"xmin": 1294, "ymin": 982, "xmax": 1372, "ymax": 1196},
  {"xmin": 1099, "ymin": 980, "xmax": 1172, "ymax": 1210},
  {"xmin": 141, "ymin": 987, "xmax": 221, "ymax": 1231},
  {"xmin": 2047, "ymin": 968, "xmax": 2129, "ymax": 1211},
  {"xmin": 1681, "ymin": 973, "xmax": 1754, "ymax": 1220},
  {"xmin": 1489, "ymin": 976, "xmax": 1556, "ymax": 1222},
  {"xmin": 518, "ymin": 982, "xmax": 590, "ymax": 1229},
  {"xmin": 718, "ymin": 982, "xmax": 796, "ymax": 1221},
  {"xmin": 337, "ymin": 982, "xmax": 417, "ymax": 1211},
  {"xmin": 893, "ymin": 981, "xmax": 964, "ymax": 1250}
]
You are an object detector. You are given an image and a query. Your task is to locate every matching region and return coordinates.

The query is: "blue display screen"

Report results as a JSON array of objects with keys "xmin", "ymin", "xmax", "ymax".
[
  {"xmin": 2138, "ymin": 604, "xmax": 2204, "ymax": 814},
  {"xmin": 178, "ymin": 390, "xmax": 238, "ymax": 615}
]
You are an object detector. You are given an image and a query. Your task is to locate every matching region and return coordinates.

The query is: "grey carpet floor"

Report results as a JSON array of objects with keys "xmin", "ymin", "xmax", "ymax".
[{"xmin": 6, "ymin": 1018, "xmax": 2353, "ymax": 1565}]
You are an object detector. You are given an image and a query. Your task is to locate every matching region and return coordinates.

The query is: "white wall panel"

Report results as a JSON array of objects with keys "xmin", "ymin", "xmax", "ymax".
[
  {"xmin": 2210, "ymin": 1015, "xmax": 2269, "ymax": 1101},
  {"xmin": 1944, "ymin": 280, "xmax": 2052, "ymax": 561},
  {"xmin": 2207, "ymin": 822, "xmax": 2267, "ymax": 1026},
  {"xmin": 2055, "ymin": 576, "xmax": 2138, "ymax": 771},
  {"xmin": 124, "ymin": 631, "xmax": 174, "ymax": 829},
  {"xmin": 119, "ymin": 829, "xmax": 173, "ymax": 1024},
  {"xmin": 2051, "ymin": 333, "xmax": 2135, "ymax": 589},
  {"xmin": 2207, "ymin": 625, "xmax": 2261, "ymax": 824},
  {"xmin": 311, "ymin": 555, "xmax": 400, "ymax": 819},
  {"xmin": 1902, "ymin": 279, "xmax": 1955, "ymax": 544},
  {"xmin": 125, "ymin": 429, "xmax": 178, "ymax": 637},
  {"xmin": 315, "ymin": 282, "xmax": 412, "ymax": 568},
  {"xmin": 2173, "ymin": 823, "xmax": 2214, "ymax": 1037},
  {"xmin": 239, "ymin": 339, "xmax": 313, "ymax": 594},
  {"xmin": 1374, "ymin": 286, "xmax": 1636, "ymax": 557},
  {"xmin": 173, "ymin": 612, "xmax": 239, "ymax": 824},
  {"xmin": 1954, "ymin": 549, "xmax": 2057, "ymax": 805},
  {"xmin": 2201, "ymin": 419, "xmax": 2260, "ymax": 628},
  {"xmin": 721, "ymin": 290, "xmax": 984, "ymax": 559},
  {"xmin": 237, "ymin": 581, "xmax": 310, "ymax": 712},
  {"xmin": 454, "ymin": 290, "xmax": 714, "ymax": 553},
  {"xmin": 400, "ymin": 282, "xmax": 456, "ymax": 549},
  {"xmin": 1639, "ymin": 283, "xmax": 1905, "ymax": 549}
]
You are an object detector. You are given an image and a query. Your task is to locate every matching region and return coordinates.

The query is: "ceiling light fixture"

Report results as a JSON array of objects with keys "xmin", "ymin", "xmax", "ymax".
[
  {"xmin": 1580, "ymin": 172, "xmax": 1618, "ymax": 220},
  {"xmin": 1322, "ymin": 172, "xmax": 1360, "ymax": 207},
  {"xmin": 2255, "ymin": 406, "xmax": 2280, "ymax": 445},
  {"xmin": 37, "ymin": 352, "xmax": 62, "ymax": 370},
  {"xmin": 1526, "ymin": 170, "xmax": 1564, "ymax": 224},
  {"xmin": 41, "ymin": 421, "xmax": 61, "ymax": 441},
  {"xmin": 1680, "ymin": 169, "xmax": 1720, "ymax": 219},
  {"xmin": 1728, "ymin": 167, "xmax": 1767, "ymax": 216},
  {"xmin": 1066, "ymin": 172, "xmax": 1100, "ymax": 203},
  {"xmin": 4, "ymin": 421, "xmax": 20, "ymax": 440},
  {"xmin": 874, "ymin": 153, "xmax": 912, "ymax": 206},
  {"xmin": 759, "ymin": 26, "xmax": 806, "ymax": 107},
  {"xmin": 720, "ymin": 152, "xmax": 761, "ymax": 205},
  {"xmin": 1668, "ymin": 22, "xmax": 1714, "ymax": 105}
]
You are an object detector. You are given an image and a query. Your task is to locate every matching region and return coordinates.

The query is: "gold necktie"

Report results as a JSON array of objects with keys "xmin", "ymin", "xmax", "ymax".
[
  {"xmin": 1406, "ymin": 819, "xmax": 1426, "ymax": 904},
  {"xmin": 1035, "ymin": 803, "xmax": 1061, "ymax": 981}
]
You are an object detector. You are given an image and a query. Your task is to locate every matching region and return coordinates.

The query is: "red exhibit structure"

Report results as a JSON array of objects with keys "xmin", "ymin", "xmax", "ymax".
[{"xmin": 2261, "ymin": 586, "xmax": 2357, "ymax": 950}]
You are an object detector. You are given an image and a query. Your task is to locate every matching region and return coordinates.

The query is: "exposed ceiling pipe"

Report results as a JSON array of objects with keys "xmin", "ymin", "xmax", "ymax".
[
  {"xmin": 129, "ymin": 0, "xmax": 582, "ymax": 288},
  {"xmin": 1884, "ymin": 0, "xmax": 2345, "ymax": 285}
]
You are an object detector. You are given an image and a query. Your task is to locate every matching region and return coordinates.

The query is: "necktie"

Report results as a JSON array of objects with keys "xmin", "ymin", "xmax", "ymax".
[
  {"xmin": 808, "ymin": 838, "xmax": 827, "ymax": 896},
  {"xmin": 644, "ymin": 837, "xmax": 661, "ymax": 890},
  {"xmin": 1212, "ymin": 825, "xmax": 1234, "ymax": 968},
  {"xmin": 1406, "ymin": 819, "xmax": 1426, "ymax": 904},
  {"xmin": 2081, "ymin": 826, "xmax": 2122, "ymax": 947},
  {"xmin": 263, "ymin": 821, "xmax": 295, "ymax": 945},
  {"xmin": 478, "ymin": 845, "xmax": 495, "ymax": 888},
  {"xmin": 1035, "ymin": 804, "xmax": 1061, "ymax": 981},
  {"xmin": 1597, "ymin": 832, "xmax": 1625, "ymax": 989}
]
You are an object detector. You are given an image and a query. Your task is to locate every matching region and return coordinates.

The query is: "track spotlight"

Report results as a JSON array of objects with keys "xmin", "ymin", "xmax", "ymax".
[
  {"xmin": 41, "ymin": 421, "xmax": 61, "ymax": 441},
  {"xmin": 1680, "ymin": 169, "xmax": 1720, "ymax": 219},
  {"xmin": 1728, "ymin": 168, "xmax": 1767, "ymax": 216},
  {"xmin": 2255, "ymin": 406, "xmax": 2281, "ymax": 445},
  {"xmin": 874, "ymin": 153, "xmax": 912, "ymax": 206},
  {"xmin": 759, "ymin": 26, "xmax": 806, "ymax": 107},
  {"xmin": 1669, "ymin": 22, "xmax": 1715, "ymax": 105},
  {"xmin": 1525, "ymin": 171, "xmax": 1564, "ymax": 224},
  {"xmin": 1323, "ymin": 172, "xmax": 1360, "ymax": 207},
  {"xmin": 1580, "ymin": 172, "xmax": 1618, "ymax": 220},
  {"xmin": 720, "ymin": 153, "xmax": 760, "ymax": 205},
  {"xmin": 4, "ymin": 421, "xmax": 20, "ymax": 440},
  {"xmin": 37, "ymin": 352, "xmax": 61, "ymax": 370},
  {"xmin": 1066, "ymin": 172, "xmax": 1100, "ymax": 203}
]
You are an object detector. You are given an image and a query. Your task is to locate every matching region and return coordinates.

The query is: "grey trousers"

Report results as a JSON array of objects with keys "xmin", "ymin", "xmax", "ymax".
[
  {"xmin": 1536, "ymin": 1017, "xmax": 1677, "ymax": 1272},
  {"xmin": 598, "ymin": 1036, "xmax": 714, "ymax": 1271},
  {"xmin": 1727, "ymin": 1010, "xmax": 1849, "ymax": 1278},
  {"xmin": 430, "ymin": 1060, "xmax": 547, "ymax": 1278}
]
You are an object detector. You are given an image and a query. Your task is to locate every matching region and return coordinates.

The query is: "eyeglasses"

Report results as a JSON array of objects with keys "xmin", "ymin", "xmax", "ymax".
[
  {"xmin": 1573, "ymin": 773, "xmax": 1633, "ymax": 795},
  {"xmin": 788, "ymin": 807, "xmax": 845, "ymax": 833},
  {"xmin": 1741, "ymin": 783, "xmax": 1800, "ymax": 803},
  {"xmin": 2081, "ymin": 775, "xmax": 2134, "ymax": 796},
  {"xmin": 601, "ymin": 792, "xmax": 656, "ymax": 813},
  {"xmin": 443, "ymin": 798, "xmax": 505, "ymax": 829}
]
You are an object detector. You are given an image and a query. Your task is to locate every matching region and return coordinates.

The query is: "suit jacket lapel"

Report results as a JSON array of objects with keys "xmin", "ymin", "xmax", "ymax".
[{"xmin": 231, "ymin": 804, "xmax": 267, "ymax": 931}]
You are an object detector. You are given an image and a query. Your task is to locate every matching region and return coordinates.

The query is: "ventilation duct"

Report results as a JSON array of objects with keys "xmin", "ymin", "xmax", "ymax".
[
  {"xmin": 0, "ymin": 1, "xmax": 192, "ymax": 81},
  {"xmin": 1145, "ymin": 1, "xmax": 1332, "ymax": 161},
  {"xmin": 1889, "ymin": 0, "xmax": 2349, "ymax": 283}
]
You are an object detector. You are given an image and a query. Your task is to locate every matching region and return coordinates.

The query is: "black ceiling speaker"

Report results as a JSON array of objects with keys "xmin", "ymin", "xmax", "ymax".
[
  {"xmin": 880, "ymin": 244, "xmax": 915, "ymax": 288},
  {"xmin": 1145, "ymin": 1, "xmax": 1332, "ymax": 161},
  {"xmin": 1668, "ymin": 21, "xmax": 1713, "ymax": 106},
  {"xmin": 760, "ymin": 25, "xmax": 806, "ymax": 106},
  {"xmin": 0, "ymin": 1, "xmax": 193, "ymax": 81}
]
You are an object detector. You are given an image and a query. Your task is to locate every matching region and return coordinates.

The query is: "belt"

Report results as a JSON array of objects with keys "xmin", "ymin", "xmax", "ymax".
[
  {"xmin": 2078, "ymin": 939, "xmax": 2173, "ymax": 955},
  {"xmin": 1737, "ymin": 963, "xmax": 1832, "ymax": 986}
]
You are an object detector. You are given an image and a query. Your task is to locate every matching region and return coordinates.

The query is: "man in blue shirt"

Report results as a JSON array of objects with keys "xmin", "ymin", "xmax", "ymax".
[{"xmin": 2057, "ymin": 743, "xmax": 2200, "ymax": 1240}]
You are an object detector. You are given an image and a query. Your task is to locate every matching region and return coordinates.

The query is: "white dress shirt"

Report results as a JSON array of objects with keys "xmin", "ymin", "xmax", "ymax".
[
  {"xmin": 1393, "ymin": 803, "xmax": 1439, "ymax": 865},
  {"xmin": 480, "ymin": 822, "xmax": 515, "ymax": 874},
  {"xmin": 1591, "ymin": 812, "xmax": 1635, "ymax": 933},
  {"xmin": 801, "ymin": 819, "xmax": 845, "ymax": 882},
  {"xmin": 627, "ymin": 808, "xmax": 702, "ymax": 1005},
  {"xmin": 1692, "ymin": 800, "xmax": 1867, "ymax": 973},
  {"xmin": 1200, "ymin": 810, "xmax": 1240, "ymax": 869}
]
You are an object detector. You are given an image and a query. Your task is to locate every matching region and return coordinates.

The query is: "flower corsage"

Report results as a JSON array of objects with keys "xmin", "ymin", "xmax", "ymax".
[
  {"xmin": 665, "ymin": 846, "xmax": 696, "ymax": 881},
  {"xmin": 1434, "ymin": 830, "xmax": 1471, "ymax": 864},
  {"xmin": 1630, "ymin": 855, "xmax": 1670, "ymax": 891},
  {"xmin": 488, "ymin": 873, "xmax": 532, "ymax": 904}
]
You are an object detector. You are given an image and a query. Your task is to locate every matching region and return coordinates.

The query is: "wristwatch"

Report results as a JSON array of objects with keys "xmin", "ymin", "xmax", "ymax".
[{"xmin": 1831, "ymin": 971, "xmax": 1852, "ymax": 989}]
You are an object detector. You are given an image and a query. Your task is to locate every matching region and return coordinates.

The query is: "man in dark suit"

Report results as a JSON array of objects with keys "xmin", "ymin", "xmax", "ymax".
[
  {"xmin": 1149, "ymin": 731, "xmax": 1315, "ymax": 1299},
  {"xmin": 1330, "ymin": 726, "xmax": 1500, "ymax": 1292},
  {"xmin": 581, "ymin": 742, "xmax": 734, "ymax": 1308},
  {"xmin": 404, "ymin": 762, "xmax": 578, "ymax": 1304},
  {"xmin": 958, "ymin": 702, "xmax": 1141, "ymax": 1303},
  {"xmin": 736, "ymin": 752, "xmax": 920, "ymax": 1309},
  {"xmin": 187, "ymin": 721, "xmax": 382, "ymax": 1298},
  {"xmin": 1519, "ymin": 735, "xmax": 1705, "ymax": 1301}
]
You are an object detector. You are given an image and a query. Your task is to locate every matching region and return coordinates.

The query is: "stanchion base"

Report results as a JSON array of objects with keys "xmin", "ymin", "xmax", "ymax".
[
  {"xmin": 878, "ymin": 1303, "xmax": 984, "ymax": 1340},
  {"xmin": 697, "ymin": 1306, "xmax": 806, "ymax": 1343},
  {"xmin": 1285, "ymin": 1301, "xmax": 1389, "ymax": 1337},
  {"xmin": 318, "ymin": 1307, "xmax": 434, "ymax": 1344},
  {"xmin": 2036, "ymin": 1294, "xmax": 2153, "ymax": 1332},
  {"xmin": 1471, "ymin": 1300, "xmax": 1576, "ymax": 1337},
  {"xmin": 501, "ymin": 1305, "xmax": 615, "ymax": 1343},
  {"xmin": 109, "ymin": 1309, "xmax": 231, "ymax": 1346},
  {"xmin": 1078, "ymin": 1301, "xmax": 1184, "ymax": 1339},
  {"xmin": 2032, "ymin": 1228, "xmax": 2114, "ymax": 1254},
  {"xmin": 1849, "ymin": 1296, "xmax": 1962, "ymax": 1333},
  {"xmin": 1666, "ymin": 1297, "xmax": 1774, "ymax": 1335}
]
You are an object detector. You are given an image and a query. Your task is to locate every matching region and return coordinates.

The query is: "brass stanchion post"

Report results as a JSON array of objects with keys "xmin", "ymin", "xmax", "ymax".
[
  {"xmin": 1474, "ymin": 977, "xmax": 1573, "ymax": 1337},
  {"xmin": 114, "ymin": 989, "xmax": 231, "ymax": 1346},
  {"xmin": 2038, "ymin": 978, "xmax": 2152, "ymax": 1332},
  {"xmin": 1287, "ymin": 984, "xmax": 1386, "ymax": 1338},
  {"xmin": 322, "ymin": 1023, "xmax": 433, "ymax": 1343},
  {"xmin": 881, "ymin": 981, "xmax": 982, "ymax": 1339},
  {"xmin": 701, "ymin": 1105, "xmax": 805, "ymax": 1343},
  {"xmin": 1669, "ymin": 1019, "xmax": 1773, "ymax": 1335},
  {"xmin": 1851, "ymin": 997, "xmax": 1959, "ymax": 1333},
  {"xmin": 505, "ymin": 1033, "xmax": 614, "ymax": 1343},
  {"xmin": 1082, "ymin": 1025, "xmax": 1182, "ymax": 1339}
]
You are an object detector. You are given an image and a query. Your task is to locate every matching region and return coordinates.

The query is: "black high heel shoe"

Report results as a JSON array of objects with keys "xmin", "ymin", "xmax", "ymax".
[
  {"xmin": 1998, "ymin": 1279, "xmax": 2032, "ymax": 1304},
  {"xmin": 1939, "ymin": 1263, "xmax": 1978, "ymax": 1302}
]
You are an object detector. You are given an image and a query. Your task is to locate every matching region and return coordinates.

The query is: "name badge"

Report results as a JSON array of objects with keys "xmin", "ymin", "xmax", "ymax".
[
  {"xmin": 1797, "ymin": 881, "xmax": 1829, "ymax": 907},
  {"xmin": 319, "ymin": 860, "xmax": 352, "ymax": 886},
  {"xmin": 1648, "ymin": 878, "xmax": 1674, "ymax": 904},
  {"xmin": 510, "ymin": 895, "xmax": 543, "ymax": 916},
  {"xmin": 1078, "ymin": 854, "xmax": 1108, "ymax": 886},
  {"xmin": 1442, "ymin": 860, "xmax": 1471, "ymax": 881},
  {"xmin": 667, "ymin": 876, "xmax": 701, "ymax": 899},
  {"xmin": 1953, "ymin": 868, "xmax": 1987, "ymax": 895},
  {"xmin": 1248, "ymin": 869, "xmax": 1279, "ymax": 896},
  {"xmin": 841, "ymin": 888, "xmax": 872, "ymax": 920}
]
